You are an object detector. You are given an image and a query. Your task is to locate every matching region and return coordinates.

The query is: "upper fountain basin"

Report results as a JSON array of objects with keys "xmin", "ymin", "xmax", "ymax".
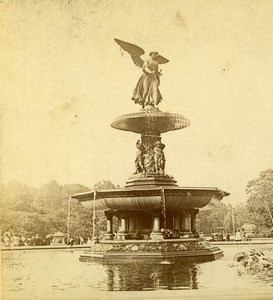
[{"xmin": 111, "ymin": 109, "xmax": 190, "ymax": 134}]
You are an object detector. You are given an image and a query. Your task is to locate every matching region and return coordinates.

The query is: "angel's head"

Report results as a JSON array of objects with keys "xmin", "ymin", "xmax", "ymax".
[{"xmin": 149, "ymin": 51, "xmax": 158, "ymax": 58}]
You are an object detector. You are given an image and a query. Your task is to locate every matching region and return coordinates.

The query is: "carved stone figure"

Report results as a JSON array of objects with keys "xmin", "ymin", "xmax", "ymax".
[
  {"xmin": 153, "ymin": 141, "xmax": 165, "ymax": 174},
  {"xmin": 143, "ymin": 149, "xmax": 156, "ymax": 173},
  {"xmin": 114, "ymin": 39, "xmax": 169, "ymax": 108},
  {"xmin": 134, "ymin": 140, "xmax": 145, "ymax": 174}
]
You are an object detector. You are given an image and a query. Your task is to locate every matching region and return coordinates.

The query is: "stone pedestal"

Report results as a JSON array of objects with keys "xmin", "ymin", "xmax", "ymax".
[
  {"xmin": 117, "ymin": 233, "xmax": 128, "ymax": 240},
  {"xmin": 104, "ymin": 233, "xmax": 115, "ymax": 240},
  {"xmin": 125, "ymin": 173, "xmax": 177, "ymax": 188},
  {"xmin": 150, "ymin": 232, "xmax": 164, "ymax": 240}
]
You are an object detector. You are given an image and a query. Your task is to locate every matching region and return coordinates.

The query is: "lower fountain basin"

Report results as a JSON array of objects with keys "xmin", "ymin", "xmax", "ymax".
[{"xmin": 79, "ymin": 239, "xmax": 223, "ymax": 262}]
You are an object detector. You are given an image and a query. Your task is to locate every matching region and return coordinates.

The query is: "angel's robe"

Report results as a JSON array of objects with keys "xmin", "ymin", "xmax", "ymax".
[{"xmin": 132, "ymin": 58, "xmax": 162, "ymax": 107}]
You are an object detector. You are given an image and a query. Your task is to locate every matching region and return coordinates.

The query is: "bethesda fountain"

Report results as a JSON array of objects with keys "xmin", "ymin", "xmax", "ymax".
[{"xmin": 72, "ymin": 39, "xmax": 229, "ymax": 261}]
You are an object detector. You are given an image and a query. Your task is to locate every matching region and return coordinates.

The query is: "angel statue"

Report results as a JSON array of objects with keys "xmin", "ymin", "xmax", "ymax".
[{"xmin": 114, "ymin": 38, "xmax": 169, "ymax": 108}]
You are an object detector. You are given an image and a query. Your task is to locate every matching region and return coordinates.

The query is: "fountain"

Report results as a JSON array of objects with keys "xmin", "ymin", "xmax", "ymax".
[{"xmin": 72, "ymin": 39, "xmax": 229, "ymax": 262}]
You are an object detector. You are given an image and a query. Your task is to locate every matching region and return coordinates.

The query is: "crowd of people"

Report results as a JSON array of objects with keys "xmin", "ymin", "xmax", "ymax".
[
  {"xmin": 235, "ymin": 228, "xmax": 247, "ymax": 241},
  {"xmin": 1, "ymin": 231, "xmax": 90, "ymax": 247},
  {"xmin": 2, "ymin": 231, "xmax": 52, "ymax": 247},
  {"xmin": 211, "ymin": 228, "xmax": 248, "ymax": 242},
  {"xmin": 65, "ymin": 236, "xmax": 86, "ymax": 246}
]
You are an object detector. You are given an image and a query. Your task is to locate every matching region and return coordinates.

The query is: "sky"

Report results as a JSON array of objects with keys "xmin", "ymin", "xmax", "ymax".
[{"xmin": 1, "ymin": 0, "xmax": 273, "ymax": 204}]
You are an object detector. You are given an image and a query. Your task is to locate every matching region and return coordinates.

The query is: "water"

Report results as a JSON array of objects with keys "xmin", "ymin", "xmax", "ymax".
[{"xmin": 2, "ymin": 244, "xmax": 273, "ymax": 297}]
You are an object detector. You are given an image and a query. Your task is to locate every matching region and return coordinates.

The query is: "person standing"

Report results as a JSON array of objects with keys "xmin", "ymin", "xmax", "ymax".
[
  {"xmin": 226, "ymin": 233, "xmax": 230, "ymax": 242},
  {"xmin": 235, "ymin": 229, "xmax": 242, "ymax": 241}
]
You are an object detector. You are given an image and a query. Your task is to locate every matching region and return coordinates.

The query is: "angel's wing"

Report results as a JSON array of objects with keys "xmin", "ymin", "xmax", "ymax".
[
  {"xmin": 114, "ymin": 38, "xmax": 145, "ymax": 68},
  {"xmin": 154, "ymin": 55, "xmax": 169, "ymax": 64}
]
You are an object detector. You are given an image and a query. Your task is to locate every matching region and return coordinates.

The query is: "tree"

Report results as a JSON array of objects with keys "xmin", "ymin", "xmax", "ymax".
[
  {"xmin": 246, "ymin": 169, "xmax": 273, "ymax": 231},
  {"xmin": 197, "ymin": 200, "xmax": 252, "ymax": 234},
  {"xmin": 234, "ymin": 202, "xmax": 250, "ymax": 228},
  {"xmin": 0, "ymin": 179, "xmax": 119, "ymax": 240},
  {"xmin": 0, "ymin": 181, "xmax": 91, "ymax": 237},
  {"xmin": 197, "ymin": 201, "xmax": 227, "ymax": 233},
  {"xmin": 94, "ymin": 180, "xmax": 118, "ymax": 190}
]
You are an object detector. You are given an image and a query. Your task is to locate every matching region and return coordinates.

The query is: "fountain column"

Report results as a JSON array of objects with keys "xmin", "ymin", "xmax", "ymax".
[
  {"xmin": 121, "ymin": 218, "xmax": 126, "ymax": 231},
  {"xmin": 180, "ymin": 211, "xmax": 187, "ymax": 231},
  {"xmin": 141, "ymin": 134, "xmax": 161, "ymax": 151},
  {"xmin": 188, "ymin": 214, "xmax": 192, "ymax": 232},
  {"xmin": 128, "ymin": 214, "xmax": 137, "ymax": 239},
  {"xmin": 173, "ymin": 216, "xmax": 180, "ymax": 230},
  {"xmin": 191, "ymin": 209, "xmax": 199, "ymax": 235},
  {"xmin": 118, "ymin": 212, "xmax": 129, "ymax": 240},
  {"xmin": 150, "ymin": 211, "xmax": 164, "ymax": 240},
  {"xmin": 129, "ymin": 218, "xmax": 135, "ymax": 232},
  {"xmin": 180, "ymin": 211, "xmax": 191, "ymax": 236},
  {"xmin": 153, "ymin": 217, "xmax": 161, "ymax": 231},
  {"xmin": 104, "ymin": 212, "xmax": 114, "ymax": 240}
]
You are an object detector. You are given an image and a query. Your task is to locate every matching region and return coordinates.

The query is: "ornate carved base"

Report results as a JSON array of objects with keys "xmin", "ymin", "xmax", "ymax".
[
  {"xmin": 180, "ymin": 232, "xmax": 194, "ymax": 238},
  {"xmin": 116, "ymin": 232, "xmax": 129, "ymax": 240},
  {"xmin": 150, "ymin": 231, "xmax": 164, "ymax": 240},
  {"xmin": 104, "ymin": 233, "xmax": 115, "ymax": 240},
  {"xmin": 126, "ymin": 173, "xmax": 177, "ymax": 188},
  {"xmin": 79, "ymin": 239, "xmax": 223, "ymax": 262}
]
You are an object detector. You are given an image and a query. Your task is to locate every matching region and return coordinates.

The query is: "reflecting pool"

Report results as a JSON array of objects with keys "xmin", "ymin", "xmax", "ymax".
[{"xmin": 2, "ymin": 244, "xmax": 273, "ymax": 297}]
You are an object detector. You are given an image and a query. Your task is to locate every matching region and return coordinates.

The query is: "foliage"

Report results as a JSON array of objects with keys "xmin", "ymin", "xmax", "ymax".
[
  {"xmin": 197, "ymin": 169, "xmax": 273, "ymax": 234},
  {"xmin": 94, "ymin": 180, "xmax": 120, "ymax": 190},
  {"xmin": 246, "ymin": 169, "xmax": 273, "ymax": 230},
  {"xmin": 197, "ymin": 201, "xmax": 251, "ymax": 234},
  {"xmin": 197, "ymin": 202, "xmax": 227, "ymax": 233},
  {"xmin": 0, "ymin": 179, "xmax": 118, "ymax": 238},
  {"xmin": 233, "ymin": 202, "xmax": 250, "ymax": 228}
]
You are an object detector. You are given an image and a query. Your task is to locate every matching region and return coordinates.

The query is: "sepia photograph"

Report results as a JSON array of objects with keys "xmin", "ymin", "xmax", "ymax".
[{"xmin": 1, "ymin": 0, "xmax": 273, "ymax": 299}]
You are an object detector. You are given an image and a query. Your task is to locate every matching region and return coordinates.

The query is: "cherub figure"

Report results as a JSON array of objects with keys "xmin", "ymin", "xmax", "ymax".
[
  {"xmin": 114, "ymin": 39, "xmax": 169, "ymax": 108},
  {"xmin": 154, "ymin": 141, "xmax": 166, "ymax": 174},
  {"xmin": 134, "ymin": 140, "xmax": 145, "ymax": 174}
]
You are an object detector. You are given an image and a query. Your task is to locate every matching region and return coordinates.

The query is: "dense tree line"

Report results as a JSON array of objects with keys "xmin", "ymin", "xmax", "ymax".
[
  {"xmin": 0, "ymin": 180, "xmax": 117, "ymax": 239},
  {"xmin": 197, "ymin": 201, "xmax": 250, "ymax": 234}
]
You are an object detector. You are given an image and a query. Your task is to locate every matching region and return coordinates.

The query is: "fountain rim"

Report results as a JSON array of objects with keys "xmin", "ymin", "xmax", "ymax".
[
  {"xmin": 71, "ymin": 186, "xmax": 229, "ymax": 202},
  {"xmin": 111, "ymin": 110, "xmax": 190, "ymax": 134}
]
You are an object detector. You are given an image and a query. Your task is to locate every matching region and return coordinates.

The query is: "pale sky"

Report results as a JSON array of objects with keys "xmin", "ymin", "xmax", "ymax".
[{"xmin": 1, "ymin": 0, "xmax": 273, "ymax": 204}]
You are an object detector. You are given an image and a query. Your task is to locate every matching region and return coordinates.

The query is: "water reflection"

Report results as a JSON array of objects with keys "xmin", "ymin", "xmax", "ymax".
[
  {"xmin": 2, "ymin": 245, "xmax": 273, "ymax": 295},
  {"xmin": 101, "ymin": 261, "xmax": 199, "ymax": 291}
]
